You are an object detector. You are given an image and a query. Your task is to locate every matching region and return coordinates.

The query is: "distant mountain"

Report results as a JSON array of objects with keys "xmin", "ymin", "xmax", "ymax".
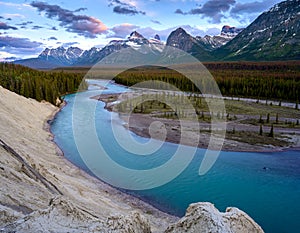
[
  {"xmin": 38, "ymin": 47, "xmax": 83, "ymax": 65},
  {"xmin": 216, "ymin": 0, "xmax": 300, "ymax": 61},
  {"xmin": 15, "ymin": 47, "xmax": 84, "ymax": 69},
  {"xmin": 75, "ymin": 31, "xmax": 164, "ymax": 66},
  {"xmin": 196, "ymin": 25, "xmax": 244, "ymax": 50},
  {"xmin": 166, "ymin": 27, "xmax": 213, "ymax": 61}
]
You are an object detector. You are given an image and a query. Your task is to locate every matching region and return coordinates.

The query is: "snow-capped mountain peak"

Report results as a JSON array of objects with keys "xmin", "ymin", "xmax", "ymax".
[{"xmin": 128, "ymin": 31, "xmax": 145, "ymax": 40}]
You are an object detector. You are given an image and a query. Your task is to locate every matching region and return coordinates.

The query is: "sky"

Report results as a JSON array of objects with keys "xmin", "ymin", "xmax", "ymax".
[{"xmin": 0, "ymin": 0, "xmax": 282, "ymax": 60}]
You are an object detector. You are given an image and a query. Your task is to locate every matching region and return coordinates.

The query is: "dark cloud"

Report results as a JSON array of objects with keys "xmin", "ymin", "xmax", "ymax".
[
  {"xmin": 177, "ymin": 0, "xmax": 236, "ymax": 23},
  {"xmin": 16, "ymin": 21, "xmax": 33, "ymax": 26},
  {"xmin": 231, "ymin": 0, "xmax": 277, "ymax": 15},
  {"xmin": 32, "ymin": 25, "xmax": 43, "ymax": 30},
  {"xmin": 174, "ymin": 9, "xmax": 185, "ymax": 15},
  {"xmin": 30, "ymin": 1, "xmax": 107, "ymax": 38},
  {"xmin": 0, "ymin": 22, "xmax": 18, "ymax": 30},
  {"xmin": 62, "ymin": 42, "xmax": 79, "ymax": 47},
  {"xmin": 109, "ymin": 0, "xmax": 145, "ymax": 15},
  {"xmin": 6, "ymin": 18, "xmax": 12, "ymax": 21},
  {"xmin": 74, "ymin": 7, "xmax": 87, "ymax": 12},
  {"xmin": 151, "ymin": 20, "xmax": 161, "ymax": 25},
  {"xmin": 48, "ymin": 36, "xmax": 57, "ymax": 40},
  {"xmin": 0, "ymin": 36, "xmax": 42, "ymax": 48},
  {"xmin": 51, "ymin": 26, "xmax": 58, "ymax": 31},
  {"xmin": 113, "ymin": 6, "xmax": 145, "ymax": 15},
  {"xmin": 0, "ymin": 36, "xmax": 43, "ymax": 56},
  {"xmin": 0, "ymin": 16, "xmax": 3, "ymax": 19}
]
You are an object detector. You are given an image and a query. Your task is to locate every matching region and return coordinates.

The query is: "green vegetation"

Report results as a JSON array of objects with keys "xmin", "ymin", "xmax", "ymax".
[
  {"xmin": 0, "ymin": 63, "xmax": 87, "ymax": 105},
  {"xmin": 114, "ymin": 62, "xmax": 300, "ymax": 102}
]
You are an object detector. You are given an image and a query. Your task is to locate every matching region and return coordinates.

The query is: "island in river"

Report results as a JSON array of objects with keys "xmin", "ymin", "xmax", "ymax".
[{"xmin": 92, "ymin": 91, "xmax": 300, "ymax": 152}]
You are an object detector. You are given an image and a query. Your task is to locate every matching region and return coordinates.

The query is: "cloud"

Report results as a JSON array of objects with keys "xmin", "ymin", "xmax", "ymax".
[
  {"xmin": 231, "ymin": 0, "xmax": 277, "ymax": 15},
  {"xmin": 62, "ymin": 42, "xmax": 79, "ymax": 47},
  {"xmin": 174, "ymin": 9, "xmax": 185, "ymax": 14},
  {"xmin": 109, "ymin": 23, "xmax": 139, "ymax": 38},
  {"xmin": 30, "ymin": 1, "xmax": 108, "ymax": 38},
  {"xmin": 32, "ymin": 25, "xmax": 43, "ymax": 30},
  {"xmin": 74, "ymin": 7, "xmax": 87, "ymax": 12},
  {"xmin": 177, "ymin": 0, "xmax": 236, "ymax": 23},
  {"xmin": 109, "ymin": 0, "xmax": 145, "ymax": 15},
  {"xmin": 0, "ymin": 36, "xmax": 43, "ymax": 56},
  {"xmin": 0, "ymin": 22, "xmax": 18, "ymax": 30},
  {"xmin": 16, "ymin": 21, "xmax": 33, "ymax": 26},
  {"xmin": 51, "ymin": 26, "xmax": 58, "ymax": 31},
  {"xmin": 3, "ymin": 13, "xmax": 25, "ymax": 19},
  {"xmin": 151, "ymin": 20, "xmax": 161, "ymax": 25},
  {"xmin": 48, "ymin": 36, "xmax": 57, "ymax": 40}
]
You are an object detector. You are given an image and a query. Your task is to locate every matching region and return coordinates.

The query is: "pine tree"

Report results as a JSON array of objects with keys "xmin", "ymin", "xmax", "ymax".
[
  {"xmin": 259, "ymin": 124, "xmax": 263, "ymax": 136},
  {"xmin": 268, "ymin": 124, "xmax": 274, "ymax": 137}
]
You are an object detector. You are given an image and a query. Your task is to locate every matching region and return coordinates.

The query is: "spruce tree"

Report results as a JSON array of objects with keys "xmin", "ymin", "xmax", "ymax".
[{"xmin": 268, "ymin": 124, "xmax": 274, "ymax": 137}]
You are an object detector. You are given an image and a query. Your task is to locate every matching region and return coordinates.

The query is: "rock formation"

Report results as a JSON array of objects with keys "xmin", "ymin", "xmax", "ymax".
[{"xmin": 165, "ymin": 202, "xmax": 264, "ymax": 233}]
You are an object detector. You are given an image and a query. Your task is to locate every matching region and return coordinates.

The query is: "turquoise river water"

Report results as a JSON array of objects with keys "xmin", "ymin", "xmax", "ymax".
[{"xmin": 51, "ymin": 80, "xmax": 300, "ymax": 233}]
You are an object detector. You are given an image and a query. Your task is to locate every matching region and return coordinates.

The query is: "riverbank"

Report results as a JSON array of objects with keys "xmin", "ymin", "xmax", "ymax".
[
  {"xmin": 93, "ymin": 92, "xmax": 300, "ymax": 152},
  {"xmin": 0, "ymin": 86, "xmax": 264, "ymax": 232},
  {"xmin": 0, "ymin": 86, "xmax": 177, "ymax": 232}
]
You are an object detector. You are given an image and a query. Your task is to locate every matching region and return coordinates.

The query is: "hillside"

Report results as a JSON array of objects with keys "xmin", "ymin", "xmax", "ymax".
[{"xmin": 216, "ymin": 0, "xmax": 300, "ymax": 61}]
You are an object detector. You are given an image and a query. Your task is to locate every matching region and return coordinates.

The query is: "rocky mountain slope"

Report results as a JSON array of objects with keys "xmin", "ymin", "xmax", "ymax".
[
  {"xmin": 0, "ymin": 86, "xmax": 264, "ymax": 232},
  {"xmin": 216, "ymin": 0, "xmax": 300, "ymax": 61},
  {"xmin": 196, "ymin": 25, "xmax": 244, "ymax": 50}
]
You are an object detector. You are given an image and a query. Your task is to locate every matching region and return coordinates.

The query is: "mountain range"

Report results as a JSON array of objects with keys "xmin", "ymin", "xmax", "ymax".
[{"xmin": 14, "ymin": 0, "xmax": 300, "ymax": 69}]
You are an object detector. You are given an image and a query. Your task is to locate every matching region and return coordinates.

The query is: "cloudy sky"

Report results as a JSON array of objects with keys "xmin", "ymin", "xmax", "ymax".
[{"xmin": 0, "ymin": 0, "xmax": 282, "ymax": 60}]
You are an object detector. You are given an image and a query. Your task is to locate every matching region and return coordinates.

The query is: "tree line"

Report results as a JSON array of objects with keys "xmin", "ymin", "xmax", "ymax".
[
  {"xmin": 0, "ymin": 63, "xmax": 87, "ymax": 105},
  {"xmin": 114, "ymin": 62, "xmax": 300, "ymax": 102}
]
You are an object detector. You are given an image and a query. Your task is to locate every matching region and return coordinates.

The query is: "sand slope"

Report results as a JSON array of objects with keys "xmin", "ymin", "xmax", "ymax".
[{"xmin": 0, "ymin": 86, "xmax": 175, "ymax": 232}]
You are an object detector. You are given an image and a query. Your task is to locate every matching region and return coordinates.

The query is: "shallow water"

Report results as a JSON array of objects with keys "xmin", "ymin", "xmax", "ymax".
[{"xmin": 51, "ymin": 80, "xmax": 300, "ymax": 233}]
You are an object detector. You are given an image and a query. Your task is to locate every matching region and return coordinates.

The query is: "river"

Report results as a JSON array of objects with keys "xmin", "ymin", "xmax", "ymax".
[{"xmin": 51, "ymin": 80, "xmax": 300, "ymax": 233}]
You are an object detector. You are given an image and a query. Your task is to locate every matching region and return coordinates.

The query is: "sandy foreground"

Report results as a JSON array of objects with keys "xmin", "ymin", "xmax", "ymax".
[
  {"xmin": 0, "ymin": 86, "xmax": 264, "ymax": 233},
  {"xmin": 0, "ymin": 86, "xmax": 177, "ymax": 232}
]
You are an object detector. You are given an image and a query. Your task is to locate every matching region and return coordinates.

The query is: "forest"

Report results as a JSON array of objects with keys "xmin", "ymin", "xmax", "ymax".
[
  {"xmin": 0, "ymin": 63, "xmax": 86, "ymax": 105},
  {"xmin": 114, "ymin": 61, "xmax": 300, "ymax": 102}
]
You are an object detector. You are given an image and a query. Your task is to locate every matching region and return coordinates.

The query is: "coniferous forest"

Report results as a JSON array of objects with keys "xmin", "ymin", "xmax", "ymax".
[
  {"xmin": 0, "ymin": 63, "xmax": 87, "ymax": 105},
  {"xmin": 1, "ymin": 61, "xmax": 299, "ymax": 105},
  {"xmin": 114, "ymin": 61, "xmax": 300, "ymax": 102}
]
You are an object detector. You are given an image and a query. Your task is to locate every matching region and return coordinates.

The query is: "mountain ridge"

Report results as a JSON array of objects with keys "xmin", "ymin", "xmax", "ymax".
[{"xmin": 13, "ymin": 0, "xmax": 300, "ymax": 69}]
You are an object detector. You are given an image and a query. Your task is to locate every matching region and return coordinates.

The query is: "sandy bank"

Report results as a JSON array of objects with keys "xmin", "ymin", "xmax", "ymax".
[{"xmin": 0, "ymin": 86, "xmax": 176, "ymax": 232}]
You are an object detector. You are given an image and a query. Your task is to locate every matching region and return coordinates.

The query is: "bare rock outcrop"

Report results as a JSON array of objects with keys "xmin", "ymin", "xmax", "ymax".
[
  {"xmin": 2, "ymin": 196, "xmax": 151, "ymax": 233},
  {"xmin": 165, "ymin": 202, "xmax": 264, "ymax": 233}
]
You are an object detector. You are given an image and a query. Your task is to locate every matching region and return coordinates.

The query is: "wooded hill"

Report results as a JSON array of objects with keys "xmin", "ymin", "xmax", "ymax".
[{"xmin": 0, "ymin": 63, "xmax": 86, "ymax": 105}]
